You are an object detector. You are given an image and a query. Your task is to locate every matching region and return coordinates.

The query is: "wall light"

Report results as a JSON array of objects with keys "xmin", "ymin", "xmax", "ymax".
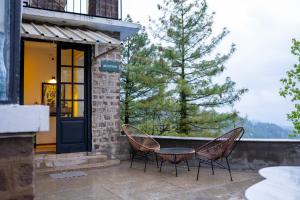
[{"xmin": 48, "ymin": 76, "xmax": 57, "ymax": 84}]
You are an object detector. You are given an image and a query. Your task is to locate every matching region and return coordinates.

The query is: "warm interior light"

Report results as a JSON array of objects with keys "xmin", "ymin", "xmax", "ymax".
[{"xmin": 48, "ymin": 76, "xmax": 57, "ymax": 84}]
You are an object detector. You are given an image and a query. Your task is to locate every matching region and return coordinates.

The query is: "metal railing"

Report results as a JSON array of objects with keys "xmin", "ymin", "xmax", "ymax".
[{"xmin": 22, "ymin": 0, "xmax": 122, "ymax": 20}]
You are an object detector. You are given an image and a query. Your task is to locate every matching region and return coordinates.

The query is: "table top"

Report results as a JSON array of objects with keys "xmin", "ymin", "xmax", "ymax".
[
  {"xmin": 155, "ymin": 147, "xmax": 195, "ymax": 155},
  {"xmin": 245, "ymin": 166, "xmax": 300, "ymax": 200}
]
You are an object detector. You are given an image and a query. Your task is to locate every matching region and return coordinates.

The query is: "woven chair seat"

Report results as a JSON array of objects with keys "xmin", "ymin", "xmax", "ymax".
[
  {"xmin": 196, "ymin": 127, "xmax": 244, "ymax": 160},
  {"xmin": 196, "ymin": 149, "xmax": 222, "ymax": 160},
  {"xmin": 122, "ymin": 124, "xmax": 161, "ymax": 172},
  {"xmin": 195, "ymin": 127, "xmax": 245, "ymax": 181},
  {"xmin": 122, "ymin": 124, "xmax": 160, "ymax": 152}
]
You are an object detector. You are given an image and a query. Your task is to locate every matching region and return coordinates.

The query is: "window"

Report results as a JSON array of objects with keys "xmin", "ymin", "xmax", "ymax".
[{"xmin": 0, "ymin": 1, "xmax": 21, "ymax": 103}]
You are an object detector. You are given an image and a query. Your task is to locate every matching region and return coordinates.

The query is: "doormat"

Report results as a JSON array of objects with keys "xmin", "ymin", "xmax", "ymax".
[{"xmin": 49, "ymin": 171, "xmax": 87, "ymax": 179}]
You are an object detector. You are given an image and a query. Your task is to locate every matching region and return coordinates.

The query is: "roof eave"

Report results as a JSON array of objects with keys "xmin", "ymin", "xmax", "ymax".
[
  {"xmin": 21, "ymin": 21, "xmax": 122, "ymax": 45},
  {"xmin": 22, "ymin": 7, "xmax": 140, "ymax": 40}
]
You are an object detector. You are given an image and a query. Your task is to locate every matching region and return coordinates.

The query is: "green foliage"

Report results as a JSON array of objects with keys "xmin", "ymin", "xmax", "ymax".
[
  {"xmin": 135, "ymin": 97, "xmax": 178, "ymax": 135},
  {"xmin": 160, "ymin": 130, "xmax": 220, "ymax": 138},
  {"xmin": 150, "ymin": 0, "xmax": 247, "ymax": 134},
  {"xmin": 120, "ymin": 2, "xmax": 248, "ymax": 137},
  {"xmin": 280, "ymin": 39, "xmax": 300, "ymax": 135},
  {"xmin": 120, "ymin": 15, "xmax": 168, "ymax": 125}
]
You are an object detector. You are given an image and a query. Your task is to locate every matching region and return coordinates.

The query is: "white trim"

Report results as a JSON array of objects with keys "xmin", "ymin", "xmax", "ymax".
[{"xmin": 0, "ymin": 105, "xmax": 49, "ymax": 133}]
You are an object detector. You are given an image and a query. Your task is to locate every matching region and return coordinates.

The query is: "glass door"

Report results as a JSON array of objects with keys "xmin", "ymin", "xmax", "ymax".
[{"xmin": 56, "ymin": 43, "xmax": 90, "ymax": 153}]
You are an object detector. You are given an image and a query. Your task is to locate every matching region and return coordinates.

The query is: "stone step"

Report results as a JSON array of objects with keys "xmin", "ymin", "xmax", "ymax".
[
  {"xmin": 36, "ymin": 159, "xmax": 121, "ymax": 174},
  {"xmin": 35, "ymin": 153, "xmax": 108, "ymax": 169},
  {"xmin": 35, "ymin": 152, "xmax": 101, "ymax": 159}
]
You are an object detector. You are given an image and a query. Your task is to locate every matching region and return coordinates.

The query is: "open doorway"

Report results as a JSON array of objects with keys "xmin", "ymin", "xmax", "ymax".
[
  {"xmin": 22, "ymin": 40, "xmax": 91, "ymax": 154},
  {"xmin": 23, "ymin": 40, "xmax": 57, "ymax": 153}
]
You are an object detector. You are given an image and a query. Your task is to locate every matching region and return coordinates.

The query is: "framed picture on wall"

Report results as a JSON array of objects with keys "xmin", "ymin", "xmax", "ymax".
[{"xmin": 42, "ymin": 83, "xmax": 56, "ymax": 116}]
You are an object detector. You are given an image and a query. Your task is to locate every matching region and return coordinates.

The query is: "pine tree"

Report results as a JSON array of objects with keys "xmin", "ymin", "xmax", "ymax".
[
  {"xmin": 152, "ymin": 0, "xmax": 247, "ymax": 134},
  {"xmin": 120, "ymin": 16, "xmax": 167, "ymax": 125},
  {"xmin": 136, "ymin": 94, "xmax": 178, "ymax": 135}
]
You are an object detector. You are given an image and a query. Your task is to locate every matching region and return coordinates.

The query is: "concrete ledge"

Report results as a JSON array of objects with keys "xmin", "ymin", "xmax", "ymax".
[
  {"xmin": 146, "ymin": 135, "xmax": 300, "ymax": 143},
  {"xmin": 120, "ymin": 134, "xmax": 300, "ymax": 142},
  {"xmin": 0, "ymin": 105, "xmax": 49, "ymax": 134}
]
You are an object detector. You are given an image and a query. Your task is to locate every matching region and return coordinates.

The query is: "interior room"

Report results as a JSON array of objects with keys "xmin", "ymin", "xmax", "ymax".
[{"xmin": 23, "ymin": 41, "xmax": 57, "ymax": 153}]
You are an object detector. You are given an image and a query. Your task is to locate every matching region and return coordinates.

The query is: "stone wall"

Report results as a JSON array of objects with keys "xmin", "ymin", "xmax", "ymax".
[
  {"xmin": 0, "ymin": 135, "xmax": 34, "ymax": 200},
  {"xmin": 92, "ymin": 44, "xmax": 121, "ymax": 159},
  {"xmin": 117, "ymin": 135, "xmax": 131, "ymax": 160},
  {"xmin": 118, "ymin": 136, "xmax": 300, "ymax": 170}
]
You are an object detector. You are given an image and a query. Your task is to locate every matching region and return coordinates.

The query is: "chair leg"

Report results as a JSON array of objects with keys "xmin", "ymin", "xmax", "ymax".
[
  {"xmin": 174, "ymin": 155, "xmax": 178, "ymax": 177},
  {"xmin": 185, "ymin": 160, "xmax": 190, "ymax": 171},
  {"xmin": 160, "ymin": 160, "xmax": 164, "ymax": 172},
  {"xmin": 226, "ymin": 157, "xmax": 233, "ymax": 181},
  {"xmin": 130, "ymin": 151, "xmax": 135, "ymax": 168},
  {"xmin": 144, "ymin": 154, "xmax": 148, "ymax": 172},
  {"xmin": 155, "ymin": 153, "xmax": 159, "ymax": 168},
  {"xmin": 196, "ymin": 160, "xmax": 201, "ymax": 181},
  {"xmin": 175, "ymin": 163, "xmax": 178, "ymax": 177},
  {"xmin": 211, "ymin": 160, "xmax": 214, "ymax": 175}
]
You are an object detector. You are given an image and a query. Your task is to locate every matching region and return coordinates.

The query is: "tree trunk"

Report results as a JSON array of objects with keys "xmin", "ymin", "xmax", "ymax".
[
  {"xmin": 179, "ymin": 62, "xmax": 188, "ymax": 134},
  {"xmin": 179, "ymin": 86, "xmax": 188, "ymax": 134},
  {"xmin": 124, "ymin": 47, "xmax": 131, "ymax": 124},
  {"xmin": 178, "ymin": 10, "xmax": 188, "ymax": 134},
  {"xmin": 124, "ymin": 77, "xmax": 130, "ymax": 124}
]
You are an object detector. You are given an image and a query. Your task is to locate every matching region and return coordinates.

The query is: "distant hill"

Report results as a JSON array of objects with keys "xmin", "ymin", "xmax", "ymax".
[{"xmin": 241, "ymin": 119, "xmax": 296, "ymax": 139}]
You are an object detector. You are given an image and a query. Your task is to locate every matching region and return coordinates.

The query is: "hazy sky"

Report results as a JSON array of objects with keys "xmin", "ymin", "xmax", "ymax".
[{"xmin": 123, "ymin": 0, "xmax": 300, "ymax": 126}]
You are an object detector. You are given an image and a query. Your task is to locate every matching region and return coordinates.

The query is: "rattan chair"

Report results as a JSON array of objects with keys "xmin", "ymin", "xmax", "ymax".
[
  {"xmin": 195, "ymin": 127, "xmax": 245, "ymax": 181},
  {"xmin": 121, "ymin": 124, "xmax": 160, "ymax": 172}
]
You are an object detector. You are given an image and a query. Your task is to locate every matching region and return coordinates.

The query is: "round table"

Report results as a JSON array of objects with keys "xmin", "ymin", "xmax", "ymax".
[{"xmin": 155, "ymin": 147, "xmax": 195, "ymax": 177}]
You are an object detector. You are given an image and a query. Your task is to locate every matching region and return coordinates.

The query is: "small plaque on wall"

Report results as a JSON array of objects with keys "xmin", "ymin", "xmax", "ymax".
[{"xmin": 100, "ymin": 60, "xmax": 120, "ymax": 73}]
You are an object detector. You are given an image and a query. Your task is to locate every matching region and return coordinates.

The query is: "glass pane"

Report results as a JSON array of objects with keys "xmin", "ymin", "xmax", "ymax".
[
  {"xmin": 0, "ymin": 1, "xmax": 10, "ymax": 101},
  {"xmin": 61, "ymin": 101, "xmax": 72, "ymax": 117},
  {"xmin": 74, "ymin": 68, "xmax": 84, "ymax": 83},
  {"xmin": 73, "ymin": 50, "xmax": 84, "ymax": 66},
  {"xmin": 61, "ymin": 67, "xmax": 72, "ymax": 82},
  {"xmin": 61, "ymin": 49, "xmax": 72, "ymax": 65},
  {"xmin": 61, "ymin": 84, "xmax": 72, "ymax": 100},
  {"xmin": 73, "ymin": 101, "xmax": 84, "ymax": 117},
  {"xmin": 73, "ymin": 84, "xmax": 84, "ymax": 100}
]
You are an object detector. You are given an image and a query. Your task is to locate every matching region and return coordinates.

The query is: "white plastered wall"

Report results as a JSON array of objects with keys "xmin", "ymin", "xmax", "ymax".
[{"xmin": 24, "ymin": 41, "xmax": 56, "ymax": 144}]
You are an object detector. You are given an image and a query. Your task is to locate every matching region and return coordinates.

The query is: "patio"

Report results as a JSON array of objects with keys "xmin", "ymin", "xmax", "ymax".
[{"xmin": 35, "ymin": 161, "xmax": 260, "ymax": 200}]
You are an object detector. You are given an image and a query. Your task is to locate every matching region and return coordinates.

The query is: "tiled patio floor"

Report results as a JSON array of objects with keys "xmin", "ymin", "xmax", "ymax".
[{"xmin": 35, "ymin": 161, "xmax": 260, "ymax": 200}]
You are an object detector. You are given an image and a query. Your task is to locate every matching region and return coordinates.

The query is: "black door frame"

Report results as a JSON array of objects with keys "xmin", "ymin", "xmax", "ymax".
[
  {"xmin": 20, "ymin": 38, "xmax": 92, "ymax": 153},
  {"xmin": 56, "ymin": 42, "xmax": 92, "ymax": 153}
]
